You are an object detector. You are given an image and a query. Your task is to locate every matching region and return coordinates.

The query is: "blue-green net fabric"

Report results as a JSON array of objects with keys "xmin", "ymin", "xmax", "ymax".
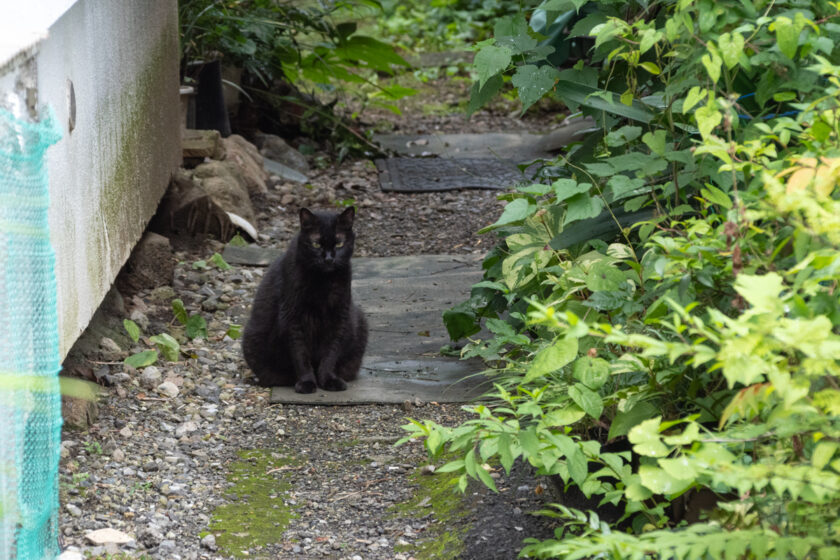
[{"xmin": 0, "ymin": 108, "xmax": 63, "ymax": 559}]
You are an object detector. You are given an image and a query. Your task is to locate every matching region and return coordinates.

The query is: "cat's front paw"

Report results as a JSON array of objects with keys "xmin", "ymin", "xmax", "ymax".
[
  {"xmin": 323, "ymin": 377, "xmax": 347, "ymax": 391},
  {"xmin": 294, "ymin": 379, "xmax": 317, "ymax": 394}
]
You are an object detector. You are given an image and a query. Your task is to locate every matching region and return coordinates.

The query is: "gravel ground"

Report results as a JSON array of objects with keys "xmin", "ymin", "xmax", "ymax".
[{"xmin": 58, "ymin": 99, "xmax": 560, "ymax": 559}]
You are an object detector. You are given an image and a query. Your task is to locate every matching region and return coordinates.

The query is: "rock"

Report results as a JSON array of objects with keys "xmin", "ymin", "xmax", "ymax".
[
  {"xmin": 175, "ymin": 421, "xmax": 198, "ymax": 437},
  {"xmin": 119, "ymin": 426, "xmax": 132, "ymax": 438},
  {"xmin": 61, "ymin": 379, "xmax": 100, "ymax": 430},
  {"xmin": 65, "ymin": 503, "xmax": 82, "ymax": 517},
  {"xmin": 192, "ymin": 161, "xmax": 257, "ymax": 227},
  {"xmin": 139, "ymin": 366, "xmax": 162, "ymax": 387},
  {"xmin": 157, "ymin": 381, "xmax": 180, "ymax": 398},
  {"xmin": 112, "ymin": 448, "xmax": 125, "ymax": 462},
  {"xmin": 149, "ymin": 286, "xmax": 177, "ymax": 303},
  {"xmin": 99, "ymin": 337, "xmax": 123, "ymax": 361},
  {"xmin": 119, "ymin": 232, "xmax": 174, "ymax": 293},
  {"xmin": 57, "ymin": 549, "xmax": 84, "ymax": 560},
  {"xmin": 139, "ymin": 525, "xmax": 164, "ymax": 548},
  {"xmin": 182, "ymin": 128, "xmax": 224, "ymax": 161},
  {"xmin": 256, "ymin": 133, "xmax": 310, "ymax": 174},
  {"xmin": 85, "ymin": 528, "xmax": 134, "ymax": 545},
  {"xmin": 200, "ymin": 534, "xmax": 217, "ymax": 551},
  {"xmin": 129, "ymin": 309, "xmax": 150, "ymax": 331},
  {"xmin": 221, "ymin": 134, "xmax": 269, "ymax": 196},
  {"xmin": 263, "ymin": 157, "xmax": 309, "ymax": 184}
]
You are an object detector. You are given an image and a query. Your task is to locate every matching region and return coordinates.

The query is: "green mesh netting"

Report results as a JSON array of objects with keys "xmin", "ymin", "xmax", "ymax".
[{"xmin": 0, "ymin": 107, "xmax": 63, "ymax": 559}]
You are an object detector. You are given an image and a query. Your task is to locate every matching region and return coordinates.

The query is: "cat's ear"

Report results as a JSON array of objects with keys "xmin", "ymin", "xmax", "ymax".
[
  {"xmin": 337, "ymin": 206, "xmax": 355, "ymax": 230},
  {"xmin": 299, "ymin": 208, "xmax": 317, "ymax": 230}
]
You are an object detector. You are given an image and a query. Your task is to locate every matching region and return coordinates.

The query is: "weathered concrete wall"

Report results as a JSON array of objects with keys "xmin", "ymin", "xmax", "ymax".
[{"xmin": 32, "ymin": 1, "xmax": 181, "ymax": 357}]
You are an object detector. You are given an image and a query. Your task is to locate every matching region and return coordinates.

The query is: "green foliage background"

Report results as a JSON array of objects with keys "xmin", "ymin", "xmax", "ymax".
[{"xmin": 399, "ymin": 0, "xmax": 840, "ymax": 558}]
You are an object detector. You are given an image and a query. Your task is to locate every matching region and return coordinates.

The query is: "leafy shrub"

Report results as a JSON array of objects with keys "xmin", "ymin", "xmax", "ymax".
[{"xmin": 402, "ymin": 1, "xmax": 840, "ymax": 557}]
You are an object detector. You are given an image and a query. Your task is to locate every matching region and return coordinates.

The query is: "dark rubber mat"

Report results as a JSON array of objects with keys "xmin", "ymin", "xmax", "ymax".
[{"xmin": 375, "ymin": 157, "xmax": 526, "ymax": 192}]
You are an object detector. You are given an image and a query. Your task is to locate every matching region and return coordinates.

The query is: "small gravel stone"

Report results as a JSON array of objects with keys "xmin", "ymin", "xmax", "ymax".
[
  {"xmin": 156, "ymin": 381, "xmax": 179, "ymax": 398},
  {"xmin": 65, "ymin": 503, "xmax": 82, "ymax": 517},
  {"xmin": 200, "ymin": 534, "xmax": 217, "ymax": 551}
]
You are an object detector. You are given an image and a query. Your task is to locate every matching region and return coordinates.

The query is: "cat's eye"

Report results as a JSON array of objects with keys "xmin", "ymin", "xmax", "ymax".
[
  {"xmin": 335, "ymin": 241, "xmax": 344, "ymax": 248},
  {"xmin": 311, "ymin": 241, "xmax": 321, "ymax": 248}
]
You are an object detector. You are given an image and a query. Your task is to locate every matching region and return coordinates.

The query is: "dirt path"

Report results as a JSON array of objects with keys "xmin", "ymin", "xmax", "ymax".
[{"xmin": 58, "ymin": 80, "xmax": 559, "ymax": 560}]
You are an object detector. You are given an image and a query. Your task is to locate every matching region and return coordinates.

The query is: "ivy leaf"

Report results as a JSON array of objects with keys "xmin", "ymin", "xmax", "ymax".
[
  {"xmin": 564, "ymin": 193, "xmax": 604, "ymax": 226},
  {"xmin": 525, "ymin": 337, "xmax": 579, "ymax": 382},
  {"xmin": 186, "ymin": 315, "xmax": 209, "ymax": 339},
  {"xmin": 695, "ymin": 103, "xmax": 722, "ymax": 138},
  {"xmin": 474, "ymin": 45, "xmax": 512, "ymax": 89},
  {"xmin": 718, "ymin": 32, "xmax": 744, "ymax": 69},
  {"xmin": 573, "ymin": 356, "xmax": 610, "ymax": 390},
  {"xmin": 642, "ymin": 130, "xmax": 667, "ymax": 156},
  {"xmin": 149, "ymin": 333, "xmax": 180, "ymax": 362},
  {"xmin": 771, "ymin": 16, "xmax": 798, "ymax": 59},
  {"xmin": 124, "ymin": 350, "xmax": 159, "ymax": 369},
  {"xmin": 512, "ymin": 65, "xmax": 560, "ymax": 112},
  {"xmin": 639, "ymin": 464, "xmax": 693, "ymax": 494},
  {"xmin": 701, "ymin": 51, "xmax": 722, "ymax": 84},
  {"xmin": 682, "ymin": 86, "xmax": 705, "ymax": 114},
  {"xmin": 608, "ymin": 175, "xmax": 646, "ymax": 201},
  {"xmin": 569, "ymin": 383, "xmax": 604, "ymax": 419},
  {"xmin": 123, "ymin": 319, "xmax": 141, "ymax": 343},
  {"xmin": 628, "ymin": 417, "xmax": 670, "ymax": 457}
]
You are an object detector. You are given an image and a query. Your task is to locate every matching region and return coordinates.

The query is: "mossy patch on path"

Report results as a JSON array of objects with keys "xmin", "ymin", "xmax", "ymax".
[
  {"xmin": 390, "ymin": 464, "xmax": 472, "ymax": 559},
  {"xmin": 205, "ymin": 449, "xmax": 299, "ymax": 558}
]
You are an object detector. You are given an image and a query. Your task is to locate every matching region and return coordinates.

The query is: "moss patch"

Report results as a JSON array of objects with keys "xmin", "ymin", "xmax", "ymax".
[
  {"xmin": 389, "ymin": 465, "xmax": 472, "ymax": 559},
  {"xmin": 207, "ymin": 449, "xmax": 300, "ymax": 558}
]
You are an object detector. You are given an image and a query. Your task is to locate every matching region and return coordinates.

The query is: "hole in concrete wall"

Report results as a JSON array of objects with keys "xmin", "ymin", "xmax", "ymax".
[{"xmin": 67, "ymin": 79, "xmax": 76, "ymax": 133}]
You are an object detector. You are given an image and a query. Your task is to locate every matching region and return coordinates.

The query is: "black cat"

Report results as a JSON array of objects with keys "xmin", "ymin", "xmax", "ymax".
[{"xmin": 242, "ymin": 206, "xmax": 368, "ymax": 393}]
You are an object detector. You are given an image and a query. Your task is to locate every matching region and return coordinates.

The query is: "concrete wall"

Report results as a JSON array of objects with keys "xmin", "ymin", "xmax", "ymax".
[
  {"xmin": 0, "ymin": 1, "xmax": 180, "ymax": 358},
  {"xmin": 34, "ymin": 1, "xmax": 181, "ymax": 357}
]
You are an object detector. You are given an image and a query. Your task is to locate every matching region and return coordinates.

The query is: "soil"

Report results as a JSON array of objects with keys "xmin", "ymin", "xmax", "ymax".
[{"xmin": 57, "ymin": 74, "xmax": 564, "ymax": 559}]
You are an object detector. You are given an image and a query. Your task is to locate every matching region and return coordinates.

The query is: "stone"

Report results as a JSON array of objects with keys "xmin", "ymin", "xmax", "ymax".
[
  {"xmin": 182, "ymin": 129, "xmax": 224, "ymax": 161},
  {"xmin": 157, "ymin": 381, "xmax": 180, "ymax": 398},
  {"xmin": 61, "ymin": 379, "xmax": 100, "ymax": 430},
  {"xmin": 263, "ymin": 157, "xmax": 308, "ymax": 184},
  {"xmin": 66, "ymin": 503, "xmax": 82, "ymax": 517},
  {"xmin": 85, "ymin": 528, "xmax": 134, "ymax": 545},
  {"xmin": 255, "ymin": 133, "xmax": 310, "ymax": 174},
  {"xmin": 139, "ymin": 366, "xmax": 162, "ymax": 387},
  {"xmin": 112, "ymin": 448, "xmax": 125, "ymax": 462},
  {"xmin": 221, "ymin": 134, "xmax": 269, "ymax": 196},
  {"xmin": 200, "ymin": 534, "xmax": 217, "ymax": 551},
  {"xmin": 129, "ymin": 309, "xmax": 150, "ymax": 331},
  {"xmin": 175, "ymin": 421, "xmax": 198, "ymax": 437},
  {"xmin": 192, "ymin": 161, "xmax": 257, "ymax": 227},
  {"xmin": 57, "ymin": 550, "xmax": 84, "ymax": 560},
  {"xmin": 120, "ymin": 232, "xmax": 175, "ymax": 293},
  {"xmin": 99, "ymin": 337, "xmax": 123, "ymax": 361}
]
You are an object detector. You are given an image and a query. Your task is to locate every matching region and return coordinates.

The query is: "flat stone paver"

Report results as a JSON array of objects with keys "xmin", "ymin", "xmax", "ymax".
[{"xmin": 223, "ymin": 246, "xmax": 489, "ymax": 405}]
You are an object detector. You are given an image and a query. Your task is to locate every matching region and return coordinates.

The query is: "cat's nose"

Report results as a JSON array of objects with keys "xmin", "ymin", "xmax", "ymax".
[{"xmin": 324, "ymin": 252, "xmax": 335, "ymax": 263}]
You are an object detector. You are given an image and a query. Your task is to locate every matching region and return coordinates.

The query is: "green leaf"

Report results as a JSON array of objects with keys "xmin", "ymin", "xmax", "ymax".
[
  {"xmin": 642, "ymin": 130, "xmax": 667, "ymax": 156},
  {"xmin": 474, "ymin": 45, "xmax": 512, "ymax": 89},
  {"xmin": 123, "ymin": 319, "xmax": 141, "ymax": 343},
  {"xmin": 543, "ymin": 406, "xmax": 586, "ymax": 427},
  {"xmin": 568, "ymin": 383, "xmax": 603, "ymax": 419},
  {"xmin": 210, "ymin": 252, "xmax": 232, "ymax": 270},
  {"xmin": 813, "ymin": 441, "xmax": 838, "ymax": 470},
  {"xmin": 480, "ymin": 198, "xmax": 534, "ymax": 232},
  {"xmin": 512, "ymin": 65, "xmax": 560, "ymax": 112},
  {"xmin": 525, "ymin": 337, "xmax": 579, "ymax": 382},
  {"xmin": 772, "ymin": 16, "xmax": 798, "ymax": 59},
  {"xmin": 608, "ymin": 401, "xmax": 658, "ymax": 440},
  {"xmin": 701, "ymin": 51, "xmax": 722, "ymax": 84},
  {"xmin": 733, "ymin": 273, "xmax": 785, "ymax": 314},
  {"xmin": 586, "ymin": 261, "xmax": 625, "ymax": 291},
  {"xmin": 573, "ymin": 357, "xmax": 610, "ymax": 390},
  {"xmin": 334, "ymin": 36, "xmax": 409, "ymax": 73},
  {"xmin": 639, "ymin": 61, "xmax": 660, "ymax": 75},
  {"xmin": 638, "ymin": 464, "xmax": 693, "ymax": 495},
  {"xmin": 228, "ymin": 234, "xmax": 248, "ymax": 247},
  {"xmin": 554, "ymin": 80, "xmax": 653, "ymax": 123},
  {"xmin": 717, "ymin": 32, "xmax": 744, "ymax": 69},
  {"xmin": 435, "ymin": 459, "xmax": 465, "ymax": 473},
  {"xmin": 683, "ymin": 86, "xmax": 705, "ymax": 114},
  {"xmin": 628, "ymin": 417, "xmax": 670, "ymax": 457},
  {"xmin": 467, "ymin": 74, "xmax": 503, "ymax": 117},
  {"xmin": 608, "ymin": 176, "xmax": 646, "ymax": 201},
  {"xmin": 498, "ymin": 432, "xmax": 515, "ymax": 474},
  {"xmin": 192, "ymin": 260, "xmax": 208, "ymax": 270},
  {"xmin": 225, "ymin": 323, "xmax": 243, "ymax": 340},
  {"xmin": 565, "ymin": 193, "xmax": 604, "ymax": 226},
  {"xmin": 605, "ymin": 125, "xmax": 642, "ymax": 147},
  {"xmin": 172, "ymin": 299, "xmax": 188, "ymax": 325},
  {"xmin": 695, "ymin": 103, "xmax": 722, "ymax": 138},
  {"xmin": 701, "ymin": 184, "xmax": 732, "ymax": 209},
  {"xmin": 475, "ymin": 462, "xmax": 499, "ymax": 492},
  {"xmin": 149, "ymin": 333, "xmax": 180, "ymax": 362},
  {"xmin": 124, "ymin": 350, "xmax": 159, "ymax": 369},
  {"xmin": 552, "ymin": 179, "xmax": 592, "ymax": 201},
  {"xmin": 186, "ymin": 314, "xmax": 208, "ymax": 339}
]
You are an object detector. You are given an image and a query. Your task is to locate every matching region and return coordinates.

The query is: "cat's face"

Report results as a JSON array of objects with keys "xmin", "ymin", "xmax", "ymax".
[{"xmin": 297, "ymin": 207, "xmax": 355, "ymax": 272}]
